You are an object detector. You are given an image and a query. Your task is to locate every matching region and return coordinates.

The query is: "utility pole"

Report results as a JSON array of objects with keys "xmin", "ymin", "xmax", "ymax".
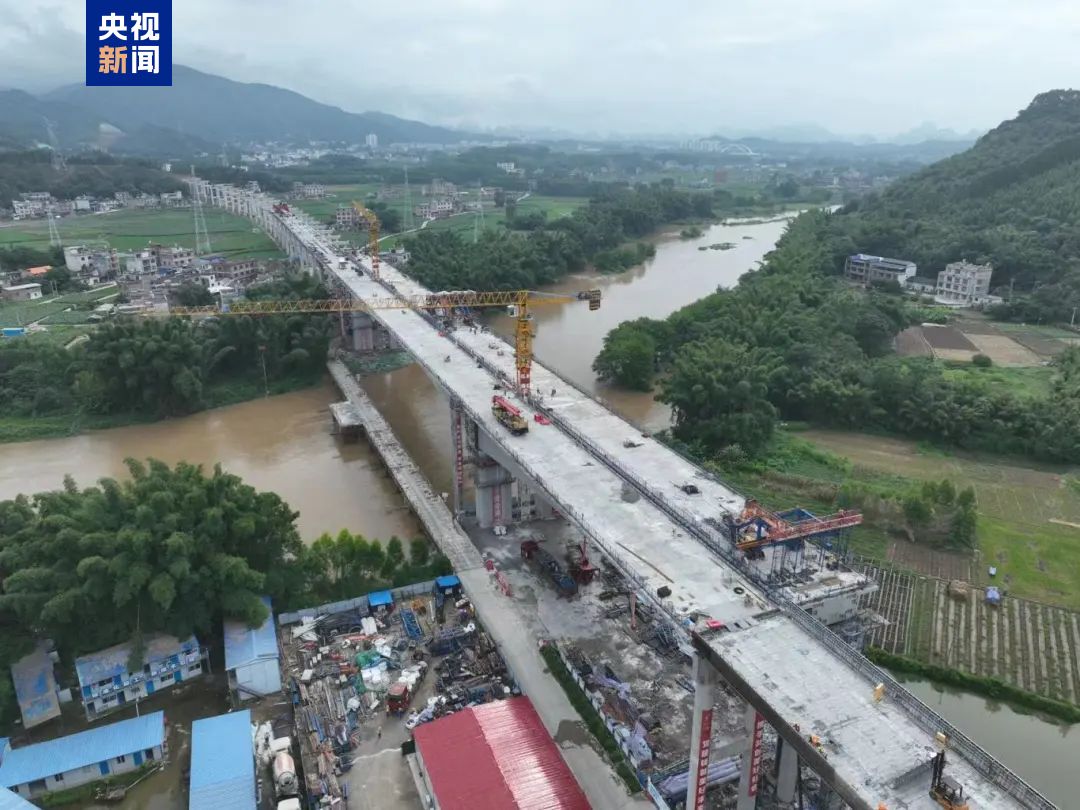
[
  {"xmin": 1071, "ymin": 306, "xmax": 1077, "ymax": 328},
  {"xmin": 259, "ymin": 345, "xmax": 269, "ymax": 396},
  {"xmin": 402, "ymin": 166, "xmax": 413, "ymax": 231},
  {"xmin": 47, "ymin": 205, "xmax": 62, "ymax": 249}
]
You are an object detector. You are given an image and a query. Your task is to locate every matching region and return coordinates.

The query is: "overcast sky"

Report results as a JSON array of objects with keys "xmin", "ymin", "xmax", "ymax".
[{"xmin": 1, "ymin": 0, "xmax": 1077, "ymax": 138}]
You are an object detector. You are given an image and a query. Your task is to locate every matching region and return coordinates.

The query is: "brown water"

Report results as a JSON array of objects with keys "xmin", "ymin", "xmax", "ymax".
[{"xmin": 0, "ymin": 384, "xmax": 422, "ymax": 543}]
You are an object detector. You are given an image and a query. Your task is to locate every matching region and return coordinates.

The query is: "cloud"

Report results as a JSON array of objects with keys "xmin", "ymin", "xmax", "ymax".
[{"xmin": 0, "ymin": 0, "xmax": 1075, "ymax": 136}]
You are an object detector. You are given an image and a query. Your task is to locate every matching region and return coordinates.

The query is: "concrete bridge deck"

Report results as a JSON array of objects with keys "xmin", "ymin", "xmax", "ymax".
[{"xmin": 196, "ymin": 181, "xmax": 1054, "ymax": 810}]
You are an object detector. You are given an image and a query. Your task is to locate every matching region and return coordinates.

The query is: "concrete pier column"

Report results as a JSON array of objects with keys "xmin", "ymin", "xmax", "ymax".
[
  {"xmin": 351, "ymin": 312, "xmax": 376, "ymax": 353},
  {"xmin": 450, "ymin": 403, "xmax": 465, "ymax": 515},
  {"xmin": 687, "ymin": 652, "xmax": 717, "ymax": 810},
  {"xmin": 776, "ymin": 736, "xmax": 799, "ymax": 803},
  {"xmin": 473, "ymin": 453, "xmax": 513, "ymax": 529},
  {"xmin": 736, "ymin": 705, "xmax": 764, "ymax": 810}
]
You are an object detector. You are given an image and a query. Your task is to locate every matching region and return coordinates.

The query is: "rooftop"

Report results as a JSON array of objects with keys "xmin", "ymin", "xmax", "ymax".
[
  {"xmin": 0, "ymin": 787, "xmax": 35, "ymax": 809},
  {"xmin": 1, "ymin": 284, "xmax": 41, "ymax": 292},
  {"xmin": 0, "ymin": 711, "xmax": 165, "ymax": 788},
  {"xmin": 224, "ymin": 596, "xmax": 278, "ymax": 672},
  {"xmin": 10, "ymin": 644, "xmax": 60, "ymax": 728},
  {"xmin": 189, "ymin": 710, "xmax": 255, "ymax": 810},
  {"xmin": 75, "ymin": 634, "xmax": 199, "ymax": 688},
  {"xmin": 414, "ymin": 697, "xmax": 590, "ymax": 810}
]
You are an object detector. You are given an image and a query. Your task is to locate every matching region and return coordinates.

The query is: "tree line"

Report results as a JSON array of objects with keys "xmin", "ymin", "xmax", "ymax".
[
  {"xmin": 0, "ymin": 459, "xmax": 446, "ymax": 726},
  {"xmin": 0, "ymin": 150, "xmax": 183, "ymax": 209},
  {"xmin": 821, "ymin": 90, "xmax": 1080, "ymax": 323},
  {"xmin": 0, "ymin": 275, "xmax": 331, "ymax": 426},
  {"xmin": 403, "ymin": 184, "xmax": 715, "ymax": 291},
  {"xmin": 593, "ymin": 209, "xmax": 1080, "ymax": 464}
]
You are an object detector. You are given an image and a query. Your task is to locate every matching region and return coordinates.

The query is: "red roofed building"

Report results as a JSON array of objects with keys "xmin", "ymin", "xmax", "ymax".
[{"xmin": 412, "ymin": 696, "xmax": 591, "ymax": 810}]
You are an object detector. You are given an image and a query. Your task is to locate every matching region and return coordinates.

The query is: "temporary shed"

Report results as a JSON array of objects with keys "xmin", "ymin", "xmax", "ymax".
[
  {"xmin": 189, "ymin": 710, "xmax": 255, "ymax": 810},
  {"xmin": 368, "ymin": 590, "xmax": 394, "ymax": 609},
  {"xmin": 412, "ymin": 696, "xmax": 590, "ymax": 810},
  {"xmin": 10, "ymin": 644, "xmax": 60, "ymax": 728},
  {"xmin": 0, "ymin": 711, "xmax": 166, "ymax": 799},
  {"xmin": 224, "ymin": 596, "xmax": 281, "ymax": 701}
]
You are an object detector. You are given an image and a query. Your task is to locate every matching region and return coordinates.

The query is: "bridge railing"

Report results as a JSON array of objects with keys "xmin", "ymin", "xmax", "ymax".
[{"xmin": 202, "ymin": 180, "xmax": 1055, "ymax": 810}]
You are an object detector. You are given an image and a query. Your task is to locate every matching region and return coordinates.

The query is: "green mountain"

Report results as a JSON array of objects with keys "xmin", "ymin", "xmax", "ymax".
[
  {"xmin": 47, "ymin": 65, "xmax": 480, "ymax": 146},
  {"xmin": 832, "ymin": 90, "xmax": 1080, "ymax": 318}
]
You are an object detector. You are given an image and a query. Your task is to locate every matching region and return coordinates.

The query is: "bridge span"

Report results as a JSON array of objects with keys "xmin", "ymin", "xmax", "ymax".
[{"xmin": 192, "ymin": 179, "xmax": 1054, "ymax": 810}]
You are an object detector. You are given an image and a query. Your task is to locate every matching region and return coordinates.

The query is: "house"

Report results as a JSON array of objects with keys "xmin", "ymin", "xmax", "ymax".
[
  {"xmin": 189, "ymin": 710, "xmax": 256, "ymax": 810},
  {"xmin": 0, "ymin": 284, "xmax": 42, "ymax": 302},
  {"xmin": 75, "ymin": 634, "xmax": 206, "ymax": 721},
  {"xmin": 160, "ymin": 191, "xmax": 183, "ymax": 205},
  {"xmin": 124, "ymin": 249, "xmax": 158, "ymax": 276},
  {"xmin": 10, "ymin": 644, "xmax": 61, "ymax": 729},
  {"xmin": 843, "ymin": 254, "xmax": 917, "ymax": 286},
  {"xmin": 335, "ymin": 205, "xmax": 362, "ymax": 230},
  {"xmin": 0, "ymin": 711, "xmax": 167, "ymax": 800},
  {"xmin": 11, "ymin": 201, "xmax": 44, "ymax": 219},
  {"xmin": 224, "ymin": 597, "xmax": 281, "ymax": 702},
  {"xmin": 936, "ymin": 261, "xmax": 995, "ymax": 305},
  {"xmin": 24, "ymin": 266, "xmax": 50, "ymax": 280},
  {"xmin": 150, "ymin": 244, "xmax": 195, "ymax": 271}
]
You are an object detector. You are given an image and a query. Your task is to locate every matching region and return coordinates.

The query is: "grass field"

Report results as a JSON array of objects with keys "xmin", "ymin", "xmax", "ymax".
[
  {"xmin": 940, "ymin": 363, "xmax": 1055, "ymax": 399},
  {"xmin": 0, "ymin": 208, "xmax": 283, "ymax": 261},
  {"xmin": 801, "ymin": 428, "xmax": 1080, "ymax": 607},
  {"xmin": 0, "ymin": 285, "xmax": 121, "ymax": 328}
]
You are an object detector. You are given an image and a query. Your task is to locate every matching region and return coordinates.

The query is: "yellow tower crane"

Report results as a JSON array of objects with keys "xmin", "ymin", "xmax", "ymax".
[
  {"xmin": 162, "ymin": 289, "xmax": 602, "ymax": 394},
  {"xmin": 350, "ymin": 201, "xmax": 381, "ymax": 280}
]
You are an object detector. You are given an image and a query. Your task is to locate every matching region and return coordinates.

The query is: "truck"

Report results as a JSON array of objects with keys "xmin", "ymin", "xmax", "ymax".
[
  {"xmin": 273, "ymin": 752, "xmax": 298, "ymax": 798},
  {"xmin": 492, "ymin": 395, "xmax": 528, "ymax": 435},
  {"xmin": 387, "ymin": 682, "xmax": 413, "ymax": 715}
]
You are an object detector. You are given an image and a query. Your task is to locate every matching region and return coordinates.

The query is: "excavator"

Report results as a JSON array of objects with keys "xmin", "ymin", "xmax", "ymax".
[{"xmin": 929, "ymin": 752, "xmax": 969, "ymax": 810}]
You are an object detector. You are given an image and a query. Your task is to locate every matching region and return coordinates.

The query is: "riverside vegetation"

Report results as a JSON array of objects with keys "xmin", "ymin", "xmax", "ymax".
[{"xmin": 0, "ymin": 458, "xmax": 448, "ymax": 727}]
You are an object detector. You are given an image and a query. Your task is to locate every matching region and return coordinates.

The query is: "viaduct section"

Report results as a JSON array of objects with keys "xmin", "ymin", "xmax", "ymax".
[{"xmin": 191, "ymin": 179, "xmax": 1055, "ymax": 810}]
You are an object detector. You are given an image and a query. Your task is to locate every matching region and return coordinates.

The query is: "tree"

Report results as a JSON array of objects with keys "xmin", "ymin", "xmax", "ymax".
[
  {"xmin": 592, "ymin": 321, "xmax": 657, "ymax": 390},
  {"xmin": 972, "ymin": 353, "xmax": 993, "ymax": 368},
  {"xmin": 902, "ymin": 493, "xmax": 933, "ymax": 528},
  {"xmin": 0, "ymin": 459, "xmax": 302, "ymax": 661},
  {"xmin": 410, "ymin": 538, "xmax": 430, "ymax": 567},
  {"xmin": 44, "ymin": 264, "xmax": 82, "ymax": 294},
  {"xmin": 173, "ymin": 282, "xmax": 214, "ymax": 307},
  {"xmin": 659, "ymin": 339, "xmax": 779, "ymax": 456}
]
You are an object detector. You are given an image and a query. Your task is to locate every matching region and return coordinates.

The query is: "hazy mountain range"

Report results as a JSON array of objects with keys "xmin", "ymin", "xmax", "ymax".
[{"xmin": 0, "ymin": 65, "xmax": 979, "ymax": 157}]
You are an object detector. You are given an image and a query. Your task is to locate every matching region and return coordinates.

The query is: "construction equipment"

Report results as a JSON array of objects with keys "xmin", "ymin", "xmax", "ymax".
[
  {"xmin": 929, "ymin": 752, "xmax": 968, "ymax": 809},
  {"xmin": 492, "ymin": 395, "xmax": 528, "ymax": 435},
  {"xmin": 726, "ymin": 499, "xmax": 862, "ymax": 553},
  {"xmin": 273, "ymin": 751, "xmax": 299, "ymax": 798},
  {"xmin": 159, "ymin": 289, "xmax": 600, "ymax": 395},
  {"xmin": 521, "ymin": 539, "xmax": 577, "ymax": 596},
  {"xmin": 350, "ymin": 201, "xmax": 381, "ymax": 280}
]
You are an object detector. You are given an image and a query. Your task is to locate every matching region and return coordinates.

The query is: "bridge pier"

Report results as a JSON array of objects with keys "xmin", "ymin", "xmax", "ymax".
[
  {"xmin": 473, "ymin": 452, "xmax": 513, "ymax": 529},
  {"xmin": 686, "ymin": 652, "xmax": 717, "ymax": 810},
  {"xmin": 350, "ymin": 312, "xmax": 376, "ymax": 353},
  {"xmin": 776, "ymin": 736, "xmax": 799, "ymax": 803},
  {"xmin": 736, "ymin": 704, "xmax": 764, "ymax": 810}
]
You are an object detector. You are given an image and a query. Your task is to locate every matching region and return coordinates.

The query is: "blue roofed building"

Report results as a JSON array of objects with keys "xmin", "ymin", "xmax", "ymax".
[
  {"xmin": 189, "ymin": 710, "xmax": 255, "ymax": 810},
  {"xmin": 10, "ymin": 644, "xmax": 61, "ymax": 729},
  {"xmin": 75, "ymin": 634, "xmax": 207, "ymax": 721},
  {"xmin": 224, "ymin": 597, "xmax": 281, "ymax": 702},
  {"xmin": 0, "ymin": 711, "xmax": 166, "ymax": 800},
  {"xmin": 368, "ymin": 590, "xmax": 394, "ymax": 610}
]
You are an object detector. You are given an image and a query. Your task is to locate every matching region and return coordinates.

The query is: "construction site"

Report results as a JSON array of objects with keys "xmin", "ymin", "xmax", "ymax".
[{"xmin": 274, "ymin": 577, "xmax": 517, "ymax": 809}]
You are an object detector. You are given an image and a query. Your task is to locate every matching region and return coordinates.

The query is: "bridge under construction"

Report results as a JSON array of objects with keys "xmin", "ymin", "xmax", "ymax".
[{"xmin": 190, "ymin": 178, "xmax": 1055, "ymax": 810}]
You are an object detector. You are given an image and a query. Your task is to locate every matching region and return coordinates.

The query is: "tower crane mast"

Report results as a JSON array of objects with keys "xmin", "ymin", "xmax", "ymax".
[{"xmin": 350, "ymin": 201, "xmax": 381, "ymax": 281}]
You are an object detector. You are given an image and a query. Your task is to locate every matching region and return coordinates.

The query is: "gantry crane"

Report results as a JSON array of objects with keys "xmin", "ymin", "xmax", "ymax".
[
  {"xmin": 350, "ymin": 201, "xmax": 381, "ymax": 280},
  {"xmin": 161, "ymin": 288, "xmax": 602, "ymax": 395},
  {"xmin": 725, "ymin": 498, "xmax": 863, "ymax": 554}
]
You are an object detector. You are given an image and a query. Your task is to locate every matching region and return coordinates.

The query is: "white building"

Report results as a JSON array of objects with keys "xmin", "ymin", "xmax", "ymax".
[
  {"xmin": 224, "ymin": 596, "xmax": 281, "ymax": 702},
  {"xmin": 0, "ymin": 711, "xmax": 167, "ymax": 800},
  {"xmin": 843, "ymin": 254, "xmax": 917, "ymax": 286},
  {"xmin": 160, "ymin": 190, "xmax": 183, "ymax": 205},
  {"xmin": 11, "ymin": 200, "xmax": 45, "ymax": 219},
  {"xmin": 936, "ymin": 261, "xmax": 995, "ymax": 305},
  {"xmin": 365, "ymin": 133, "xmax": 378, "ymax": 149},
  {"xmin": 0, "ymin": 284, "xmax": 42, "ymax": 302},
  {"xmin": 124, "ymin": 249, "xmax": 158, "ymax": 276},
  {"xmin": 73, "ymin": 196, "xmax": 92, "ymax": 212}
]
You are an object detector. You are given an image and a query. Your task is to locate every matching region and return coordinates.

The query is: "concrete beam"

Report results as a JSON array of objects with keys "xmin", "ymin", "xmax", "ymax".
[
  {"xmin": 687, "ymin": 652, "xmax": 717, "ymax": 810},
  {"xmin": 691, "ymin": 633, "xmax": 875, "ymax": 810}
]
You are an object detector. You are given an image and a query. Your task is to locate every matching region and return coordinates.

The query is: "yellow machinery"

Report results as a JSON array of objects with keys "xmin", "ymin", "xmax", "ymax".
[
  {"xmin": 350, "ymin": 201, "xmax": 381, "ymax": 280},
  {"xmin": 164, "ymin": 289, "xmax": 602, "ymax": 395},
  {"xmin": 929, "ymin": 752, "xmax": 968, "ymax": 810}
]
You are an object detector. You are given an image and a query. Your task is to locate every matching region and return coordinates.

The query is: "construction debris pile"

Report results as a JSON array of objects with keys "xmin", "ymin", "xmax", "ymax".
[{"xmin": 279, "ymin": 579, "xmax": 518, "ymax": 806}]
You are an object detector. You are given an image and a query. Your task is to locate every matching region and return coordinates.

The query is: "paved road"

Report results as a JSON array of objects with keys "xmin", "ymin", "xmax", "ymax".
[{"xmin": 459, "ymin": 568, "xmax": 653, "ymax": 810}]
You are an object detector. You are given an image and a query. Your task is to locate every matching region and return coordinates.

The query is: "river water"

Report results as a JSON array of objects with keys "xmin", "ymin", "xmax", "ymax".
[{"xmin": 899, "ymin": 677, "xmax": 1078, "ymax": 805}]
